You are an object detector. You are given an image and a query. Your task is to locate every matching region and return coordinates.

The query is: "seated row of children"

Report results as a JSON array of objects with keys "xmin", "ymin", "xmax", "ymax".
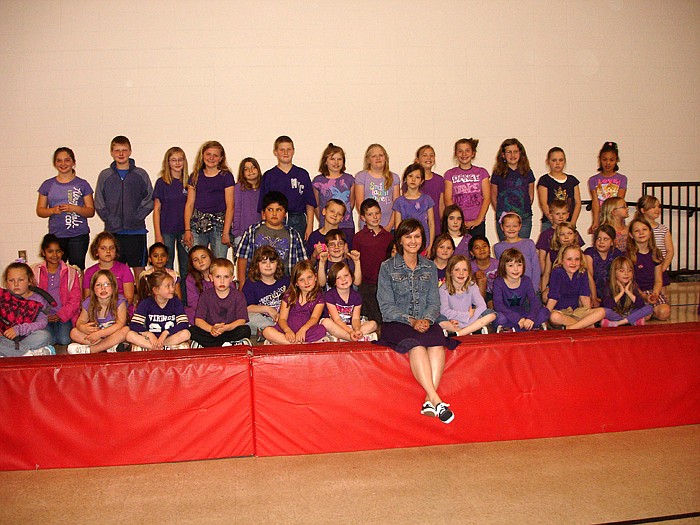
[{"xmin": 0, "ymin": 184, "xmax": 671, "ymax": 355}]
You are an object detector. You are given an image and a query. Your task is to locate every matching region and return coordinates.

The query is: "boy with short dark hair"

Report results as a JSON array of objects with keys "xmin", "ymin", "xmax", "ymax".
[
  {"xmin": 94, "ymin": 135, "xmax": 153, "ymax": 278},
  {"xmin": 535, "ymin": 199, "xmax": 585, "ymax": 271},
  {"xmin": 190, "ymin": 258, "xmax": 251, "ymax": 347},
  {"xmin": 236, "ymin": 191, "xmax": 307, "ymax": 288},
  {"xmin": 352, "ymin": 198, "xmax": 393, "ymax": 324},
  {"xmin": 257, "ymin": 136, "xmax": 316, "ymax": 240},
  {"xmin": 305, "ymin": 198, "xmax": 346, "ymax": 258}
]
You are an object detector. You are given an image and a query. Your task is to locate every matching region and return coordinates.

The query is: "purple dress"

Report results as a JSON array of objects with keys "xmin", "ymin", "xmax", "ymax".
[{"xmin": 274, "ymin": 290, "xmax": 327, "ymax": 342}]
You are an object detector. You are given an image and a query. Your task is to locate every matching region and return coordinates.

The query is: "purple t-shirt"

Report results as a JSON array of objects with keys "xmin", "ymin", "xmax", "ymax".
[
  {"xmin": 536, "ymin": 227, "xmax": 585, "ymax": 252},
  {"xmin": 195, "ymin": 287, "xmax": 249, "ymax": 325},
  {"xmin": 548, "ymin": 267, "xmax": 590, "ymax": 310},
  {"xmin": 191, "ymin": 171, "xmax": 234, "ymax": 213},
  {"xmin": 444, "ymin": 165, "xmax": 490, "ymax": 223},
  {"xmin": 494, "ymin": 239, "xmax": 542, "ymax": 286},
  {"xmin": 153, "ymin": 178, "xmax": 188, "ymax": 233},
  {"xmin": 471, "ymin": 257, "xmax": 499, "ymax": 294},
  {"xmin": 233, "ymin": 184, "xmax": 261, "ymax": 237},
  {"xmin": 633, "ymin": 251, "xmax": 659, "ymax": 291},
  {"xmin": 422, "ymin": 173, "xmax": 445, "ymax": 236},
  {"xmin": 588, "ymin": 172, "xmax": 628, "ymax": 208},
  {"xmin": 258, "ymin": 165, "xmax": 316, "ymax": 214},
  {"xmin": 393, "ymin": 194, "xmax": 435, "ymax": 240},
  {"xmin": 37, "ymin": 176, "xmax": 93, "ymax": 238},
  {"xmin": 242, "ymin": 276, "xmax": 290, "ymax": 311},
  {"xmin": 82, "ymin": 262, "xmax": 134, "ymax": 295},
  {"xmin": 491, "ymin": 168, "xmax": 536, "ymax": 218},
  {"xmin": 81, "ymin": 295, "xmax": 127, "ymax": 328},
  {"xmin": 354, "ymin": 170, "xmax": 400, "ymax": 229},
  {"xmin": 312, "ymin": 173, "xmax": 355, "ymax": 230},
  {"xmin": 324, "ymin": 287, "xmax": 362, "ymax": 324}
]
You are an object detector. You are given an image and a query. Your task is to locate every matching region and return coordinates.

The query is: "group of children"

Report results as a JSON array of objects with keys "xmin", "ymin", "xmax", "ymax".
[{"xmin": 0, "ymin": 136, "xmax": 676, "ymax": 356}]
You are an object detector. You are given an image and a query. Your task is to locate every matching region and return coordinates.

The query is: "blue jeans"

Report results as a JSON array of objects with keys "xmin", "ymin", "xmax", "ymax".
[
  {"xmin": 162, "ymin": 231, "xmax": 190, "ymax": 305},
  {"xmin": 497, "ymin": 215, "xmax": 533, "ymax": 241},
  {"xmin": 466, "ymin": 221, "xmax": 486, "ymax": 239},
  {"xmin": 0, "ymin": 330, "xmax": 51, "ymax": 357},
  {"xmin": 286, "ymin": 212, "xmax": 307, "ymax": 240},
  {"xmin": 47, "ymin": 320, "xmax": 72, "ymax": 345},
  {"xmin": 193, "ymin": 226, "xmax": 229, "ymax": 260}
]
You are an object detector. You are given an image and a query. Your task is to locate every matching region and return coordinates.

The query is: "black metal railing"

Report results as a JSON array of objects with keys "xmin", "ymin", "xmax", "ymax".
[
  {"xmin": 581, "ymin": 182, "xmax": 699, "ymax": 277},
  {"xmin": 642, "ymin": 182, "xmax": 699, "ymax": 277}
]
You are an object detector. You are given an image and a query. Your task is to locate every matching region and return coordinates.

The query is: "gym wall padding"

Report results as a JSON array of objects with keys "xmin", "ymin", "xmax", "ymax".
[
  {"xmin": 0, "ymin": 323, "xmax": 698, "ymax": 469},
  {"xmin": 0, "ymin": 348, "xmax": 253, "ymax": 470}
]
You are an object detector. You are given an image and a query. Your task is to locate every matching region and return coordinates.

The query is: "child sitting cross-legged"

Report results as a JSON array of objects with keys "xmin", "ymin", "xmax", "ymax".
[
  {"xmin": 190, "ymin": 258, "xmax": 252, "ymax": 347},
  {"xmin": 438, "ymin": 255, "xmax": 496, "ymax": 336},
  {"xmin": 126, "ymin": 270, "xmax": 190, "ymax": 351},
  {"xmin": 320, "ymin": 262, "xmax": 378, "ymax": 342}
]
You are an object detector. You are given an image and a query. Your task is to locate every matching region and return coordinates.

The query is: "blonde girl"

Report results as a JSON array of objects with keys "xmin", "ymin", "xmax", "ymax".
[
  {"xmin": 491, "ymin": 138, "xmax": 536, "ymax": 239},
  {"xmin": 313, "ymin": 144, "xmax": 356, "ymax": 245},
  {"xmin": 536, "ymin": 147, "xmax": 581, "ymax": 230},
  {"xmin": 584, "ymin": 225, "xmax": 623, "ymax": 307},
  {"xmin": 636, "ymin": 195, "xmax": 673, "ymax": 290},
  {"xmin": 438, "ymin": 255, "xmax": 496, "ymax": 336},
  {"xmin": 444, "ymin": 138, "xmax": 490, "ymax": 238},
  {"xmin": 354, "ymin": 144, "xmax": 400, "ymax": 231},
  {"xmin": 393, "ymin": 163, "xmax": 436, "ymax": 253},
  {"xmin": 600, "ymin": 256, "xmax": 653, "ymax": 327},
  {"xmin": 127, "ymin": 270, "xmax": 190, "ymax": 351},
  {"xmin": 68, "ymin": 269, "xmax": 128, "ymax": 354},
  {"xmin": 600, "ymin": 196, "xmax": 629, "ymax": 253},
  {"xmin": 626, "ymin": 217, "xmax": 671, "ymax": 320},
  {"xmin": 540, "ymin": 221, "xmax": 579, "ymax": 299},
  {"xmin": 153, "ymin": 147, "xmax": 189, "ymax": 282},
  {"xmin": 233, "ymin": 157, "xmax": 262, "ymax": 253},
  {"xmin": 588, "ymin": 141, "xmax": 628, "ymax": 234},
  {"xmin": 183, "ymin": 140, "xmax": 234, "ymax": 259},
  {"xmin": 429, "ymin": 233, "xmax": 455, "ymax": 286},
  {"xmin": 321, "ymin": 262, "xmax": 378, "ymax": 342},
  {"xmin": 0, "ymin": 263, "xmax": 54, "ymax": 356},
  {"xmin": 415, "ymin": 145, "xmax": 446, "ymax": 236},
  {"xmin": 262, "ymin": 260, "xmax": 327, "ymax": 344},
  {"xmin": 546, "ymin": 244, "xmax": 605, "ymax": 330}
]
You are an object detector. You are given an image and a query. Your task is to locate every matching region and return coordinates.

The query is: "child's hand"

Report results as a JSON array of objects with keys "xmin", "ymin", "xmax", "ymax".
[
  {"xmin": 449, "ymin": 320, "xmax": 460, "ymax": 330},
  {"xmin": 648, "ymin": 293, "xmax": 659, "ymax": 304},
  {"xmin": 519, "ymin": 318, "xmax": 534, "ymax": 330},
  {"xmin": 84, "ymin": 322, "xmax": 99, "ymax": 334},
  {"xmin": 210, "ymin": 323, "xmax": 225, "ymax": 337},
  {"xmin": 474, "ymin": 270, "xmax": 486, "ymax": 282},
  {"xmin": 85, "ymin": 332, "xmax": 102, "ymax": 345},
  {"xmin": 347, "ymin": 249, "xmax": 361, "ymax": 262},
  {"xmin": 265, "ymin": 306, "xmax": 279, "ymax": 321},
  {"xmin": 314, "ymin": 243, "xmax": 327, "ymax": 259},
  {"xmin": 295, "ymin": 327, "xmax": 308, "ymax": 343},
  {"xmin": 3, "ymin": 327, "xmax": 17, "ymax": 340},
  {"xmin": 183, "ymin": 231, "xmax": 194, "ymax": 249},
  {"xmin": 318, "ymin": 251, "xmax": 328, "ymax": 263},
  {"xmin": 155, "ymin": 332, "xmax": 168, "ymax": 350},
  {"xmin": 467, "ymin": 306, "xmax": 475, "ymax": 319},
  {"xmin": 590, "ymin": 296, "xmax": 601, "ymax": 307},
  {"xmin": 284, "ymin": 329, "xmax": 296, "ymax": 343}
]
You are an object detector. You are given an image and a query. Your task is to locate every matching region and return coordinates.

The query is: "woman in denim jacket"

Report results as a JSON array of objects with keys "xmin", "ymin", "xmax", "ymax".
[{"xmin": 377, "ymin": 219, "xmax": 459, "ymax": 424}]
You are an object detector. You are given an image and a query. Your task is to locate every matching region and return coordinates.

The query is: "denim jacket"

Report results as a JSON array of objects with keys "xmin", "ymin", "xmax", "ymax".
[{"xmin": 377, "ymin": 254, "xmax": 441, "ymax": 325}]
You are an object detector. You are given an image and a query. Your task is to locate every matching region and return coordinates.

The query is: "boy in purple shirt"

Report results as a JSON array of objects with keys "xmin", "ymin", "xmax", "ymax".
[
  {"xmin": 257, "ymin": 136, "xmax": 316, "ymax": 240},
  {"xmin": 190, "ymin": 259, "xmax": 251, "ymax": 347}
]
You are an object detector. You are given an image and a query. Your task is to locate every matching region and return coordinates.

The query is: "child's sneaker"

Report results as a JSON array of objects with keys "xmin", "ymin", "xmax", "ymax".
[
  {"xmin": 600, "ymin": 319, "xmax": 618, "ymax": 328},
  {"xmin": 131, "ymin": 344, "xmax": 147, "ymax": 352},
  {"xmin": 67, "ymin": 343, "xmax": 91, "ymax": 355},
  {"xmin": 23, "ymin": 345, "xmax": 56, "ymax": 356},
  {"xmin": 420, "ymin": 401, "xmax": 437, "ymax": 417},
  {"xmin": 479, "ymin": 326, "xmax": 489, "ymax": 335},
  {"xmin": 233, "ymin": 338, "xmax": 252, "ymax": 346},
  {"xmin": 189, "ymin": 340, "xmax": 203, "ymax": 349},
  {"xmin": 164, "ymin": 342, "xmax": 190, "ymax": 350},
  {"xmin": 540, "ymin": 323, "xmax": 548, "ymax": 331},
  {"xmin": 359, "ymin": 332, "xmax": 378, "ymax": 342},
  {"xmin": 435, "ymin": 402, "xmax": 454, "ymax": 424},
  {"xmin": 496, "ymin": 325, "xmax": 507, "ymax": 333}
]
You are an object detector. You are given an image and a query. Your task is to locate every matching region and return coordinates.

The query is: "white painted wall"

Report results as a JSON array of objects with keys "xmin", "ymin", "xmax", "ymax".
[{"xmin": 1, "ymin": 0, "xmax": 698, "ymax": 269}]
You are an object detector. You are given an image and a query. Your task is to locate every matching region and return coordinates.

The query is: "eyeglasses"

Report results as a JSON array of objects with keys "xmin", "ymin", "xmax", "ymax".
[
  {"xmin": 95, "ymin": 282, "xmax": 113, "ymax": 288},
  {"xmin": 615, "ymin": 205, "xmax": 628, "ymax": 210},
  {"xmin": 327, "ymin": 242, "xmax": 345, "ymax": 248}
]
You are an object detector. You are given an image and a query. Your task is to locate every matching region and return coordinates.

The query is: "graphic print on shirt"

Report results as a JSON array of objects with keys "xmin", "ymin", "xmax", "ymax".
[
  {"xmin": 368, "ymin": 180, "xmax": 390, "ymax": 204},
  {"xmin": 65, "ymin": 186, "xmax": 85, "ymax": 230},
  {"xmin": 451, "ymin": 174, "xmax": 483, "ymax": 209},
  {"xmin": 333, "ymin": 302, "xmax": 354, "ymax": 324},
  {"xmin": 254, "ymin": 231, "xmax": 290, "ymax": 261}
]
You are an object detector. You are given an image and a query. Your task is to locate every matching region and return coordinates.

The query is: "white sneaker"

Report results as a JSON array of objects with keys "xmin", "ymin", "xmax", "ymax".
[
  {"xmin": 233, "ymin": 338, "xmax": 252, "ymax": 346},
  {"xmin": 23, "ymin": 345, "xmax": 56, "ymax": 356},
  {"xmin": 359, "ymin": 332, "xmax": 378, "ymax": 342},
  {"xmin": 221, "ymin": 342, "xmax": 233, "ymax": 347},
  {"xmin": 67, "ymin": 343, "xmax": 91, "ymax": 355}
]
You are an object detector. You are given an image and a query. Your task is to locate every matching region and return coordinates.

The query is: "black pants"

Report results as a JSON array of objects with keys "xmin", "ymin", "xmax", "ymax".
[
  {"xmin": 359, "ymin": 282, "xmax": 382, "ymax": 325},
  {"xmin": 57, "ymin": 234, "xmax": 90, "ymax": 271},
  {"xmin": 190, "ymin": 325, "xmax": 251, "ymax": 347}
]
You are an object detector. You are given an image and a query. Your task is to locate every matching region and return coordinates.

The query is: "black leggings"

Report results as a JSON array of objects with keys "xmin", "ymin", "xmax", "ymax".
[{"xmin": 189, "ymin": 325, "xmax": 251, "ymax": 347}]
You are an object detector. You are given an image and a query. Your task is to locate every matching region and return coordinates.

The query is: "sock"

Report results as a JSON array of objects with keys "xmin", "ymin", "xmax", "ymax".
[
  {"xmin": 601, "ymin": 319, "xmax": 618, "ymax": 328},
  {"xmin": 633, "ymin": 318, "xmax": 646, "ymax": 326}
]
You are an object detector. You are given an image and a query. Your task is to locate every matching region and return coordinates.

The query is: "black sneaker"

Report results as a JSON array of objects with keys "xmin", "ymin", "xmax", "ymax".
[
  {"xmin": 420, "ymin": 401, "xmax": 437, "ymax": 417},
  {"xmin": 435, "ymin": 402, "xmax": 454, "ymax": 424}
]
